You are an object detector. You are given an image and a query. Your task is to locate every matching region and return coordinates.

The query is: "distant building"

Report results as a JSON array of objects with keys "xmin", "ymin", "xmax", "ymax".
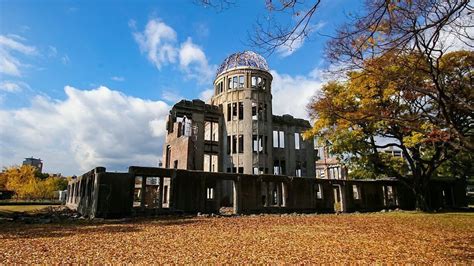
[
  {"xmin": 381, "ymin": 146, "xmax": 403, "ymax": 158},
  {"xmin": 22, "ymin": 157, "xmax": 43, "ymax": 173},
  {"xmin": 315, "ymin": 145, "xmax": 347, "ymax": 180}
]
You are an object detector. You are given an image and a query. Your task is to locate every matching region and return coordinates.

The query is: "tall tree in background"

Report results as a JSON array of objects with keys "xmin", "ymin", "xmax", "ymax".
[
  {"xmin": 199, "ymin": 0, "xmax": 473, "ymax": 210},
  {"xmin": 250, "ymin": 0, "xmax": 473, "ymax": 152},
  {"xmin": 0, "ymin": 172, "xmax": 7, "ymax": 190},
  {"xmin": 199, "ymin": 0, "xmax": 473, "ymax": 150},
  {"xmin": 306, "ymin": 50, "xmax": 472, "ymax": 210},
  {"xmin": 2, "ymin": 165, "xmax": 68, "ymax": 200},
  {"xmin": 3, "ymin": 165, "xmax": 38, "ymax": 199},
  {"xmin": 324, "ymin": 0, "xmax": 473, "ymax": 153}
]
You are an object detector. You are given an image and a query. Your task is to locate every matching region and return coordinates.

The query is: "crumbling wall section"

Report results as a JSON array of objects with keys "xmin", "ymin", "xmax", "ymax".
[{"xmin": 69, "ymin": 166, "xmax": 467, "ymax": 218}]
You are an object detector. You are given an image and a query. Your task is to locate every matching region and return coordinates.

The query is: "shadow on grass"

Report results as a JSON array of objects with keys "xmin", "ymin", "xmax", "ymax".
[
  {"xmin": 0, "ymin": 222, "xmax": 143, "ymax": 240},
  {"xmin": 0, "ymin": 214, "xmax": 203, "ymax": 240}
]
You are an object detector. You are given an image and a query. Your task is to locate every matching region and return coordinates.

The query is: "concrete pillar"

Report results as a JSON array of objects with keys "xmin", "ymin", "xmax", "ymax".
[
  {"xmin": 340, "ymin": 184, "xmax": 346, "ymax": 212},
  {"xmin": 140, "ymin": 176, "xmax": 146, "ymax": 210},
  {"xmin": 281, "ymin": 182, "xmax": 287, "ymax": 207},
  {"xmin": 158, "ymin": 176, "xmax": 164, "ymax": 209},
  {"xmin": 265, "ymin": 181, "xmax": 270, "ymax": 207},
  {"xmin": 218, "ymin": 115, "xmax": 225, "ymax": 173},
  {"xmin": 276, "ymin": 182, "xmax": 282, "ymax": 207},
  {"xmin": 200, "ymin": 176, "xmax": 206, "ymax": 211},
  {"xmin": 193, "ymin": 113, "xmax": 205, "ymax": 170},
  {"xmin": 233, "ymin": 179, "xmax": 241, "ymax": 214},
  {"xmin": 91, "ymin": 173, "xmax": 100, "ymax": 218},
  {"xmin": 169, "ymin": 170, "xmax": 177, "ymax": 210},
  {"xmin": 382, "ymin": 185, "xmax": 387, "ymax": 207},
  {"xmin": 215, "ymin": 179, "xmax": 221, "ymax": 212}
]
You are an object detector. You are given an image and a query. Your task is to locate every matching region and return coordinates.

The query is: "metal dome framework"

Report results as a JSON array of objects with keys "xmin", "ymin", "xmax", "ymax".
[{"xmin": 216, "ymin": 51, "xmax": 269, "ymax": 77}]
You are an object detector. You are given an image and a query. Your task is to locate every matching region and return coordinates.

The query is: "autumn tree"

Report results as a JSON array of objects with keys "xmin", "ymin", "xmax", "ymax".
[
  {"xmin": 2, "ymin": 165, "xmax": 68, "ymax": 200},
  {"xmin": 200, "ymin": 0, "xmax": 473, "ymax": 148},
  {"xmin": 253, "ymin": 0, "xmax": 473, "ymax": 152},
  {"xmin": 199, "ymin": 0, "xmax": 473, "ymax": 209},
  {"xmin": 0, "ymin": 172, "xmax": 6, "ymax": 189},
  {"xmin": 3, "ymin": 165, "xmax": 38, "ymax": 199},
  {"xmin": 325, "ymin": 0, "xmax": 473, "ymax": 153},
  {"xmin": 306, "ymin": 50, "xmax": 473, "ymax": 210}
]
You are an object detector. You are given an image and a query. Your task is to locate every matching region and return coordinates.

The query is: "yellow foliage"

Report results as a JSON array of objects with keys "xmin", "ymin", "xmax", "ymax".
[
  {"xmin": 2, "ymin": 165, "xmax": 67, "ymax": 199},
  {"xmin": 403, "ymin": 132, "xmax": 425, "ymax": 147},
  {"xmin": 0, "ymin": 172, "xmax": 6, "ymax": 189},
  {"xmin": 0, "ymin": 214, "xmax": 472, "ymax": 263}
]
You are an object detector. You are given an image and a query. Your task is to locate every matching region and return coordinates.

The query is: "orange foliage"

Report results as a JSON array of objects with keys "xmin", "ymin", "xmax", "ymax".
[{"xmin": 0, "ymin": 213, "xmax": 472, "ymax": 263}]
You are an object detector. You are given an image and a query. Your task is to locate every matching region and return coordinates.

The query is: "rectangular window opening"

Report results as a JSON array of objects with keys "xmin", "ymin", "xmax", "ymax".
[
  {"xmin": 353, "ymin": 185, "xmax": 360, "ymax": 200},
  {"xmin": 295, "ymin": 133, "xmax": 300, "ymax": 150},
  {"xmin": 232, "ymin": 102, "xmax": 237, "ymax": 119},
  {"xmin": 232, "ymin": 135, "xmax": 237, "ymax": 154},
  {"xmin": 279, "ymin": 131, "xmax": 285, "ymax": 148},
  {"xmin": 273, "ymin": 130, "xmax": 278, "ymax": 148},
  {"xmin": 238, "ymin": 135, "xmax": 244, "ymax": 153},
  {"xmin": 206, "ymin": 187, "xmax": 214, "ymax": 200},
  {"xmin": 252, "ymin": 102, "xmax": 258, "ymax": 120},
  {"xmin": 238, "ymin": 102, "xmax": 244, "ymax": 120},
  {"xmin": 315, "ymin": 184, "xmax": 323, "ymax": 199},
  {"xmin": 239, "ymin": 75, "xmax": 244, "ymax": 88}
]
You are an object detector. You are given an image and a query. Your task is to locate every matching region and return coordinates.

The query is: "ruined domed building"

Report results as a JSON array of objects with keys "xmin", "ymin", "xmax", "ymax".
[
  {"xmin": 162, "ymin": 51, "xmax": 318, "ymax": 205},
  {"xmin": 163, "ymin": 51, "xmax": 316, "ymax": 177},
  {"xmin": 65, "ymin": 51, "xmax": 467, "ymax": 218}
]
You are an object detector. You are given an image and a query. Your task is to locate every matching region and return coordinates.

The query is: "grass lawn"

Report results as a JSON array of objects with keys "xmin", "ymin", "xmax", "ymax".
[
  {"xmin": 0, "ymin": 212, "xmax": 472, "ymax": 263},
  {"xmin": 0, "ymin": 205, "xmax": 55, "ymax": 215}
]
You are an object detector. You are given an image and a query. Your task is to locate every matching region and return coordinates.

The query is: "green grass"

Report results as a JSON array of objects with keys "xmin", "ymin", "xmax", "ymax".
[{"xmin": 0, "ymin": 205, "xmax": 54, "ymax": 214}]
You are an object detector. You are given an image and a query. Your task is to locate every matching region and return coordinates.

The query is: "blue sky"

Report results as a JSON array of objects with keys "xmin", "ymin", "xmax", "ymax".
[{"xmin": 0, "ymin": 0, "xmax": 363, "ymax": 175}]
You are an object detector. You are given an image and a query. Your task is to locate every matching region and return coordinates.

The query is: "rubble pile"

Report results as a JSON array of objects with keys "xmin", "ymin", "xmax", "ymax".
[{"xmin": 0, "ymin": 206, "xmax": 82, "ymax": 224}]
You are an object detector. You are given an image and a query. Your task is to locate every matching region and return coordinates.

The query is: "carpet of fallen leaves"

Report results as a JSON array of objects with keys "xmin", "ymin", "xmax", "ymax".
[{"xmin": 0, "ymin": 212, "xmax": 473, "ymax": 264}]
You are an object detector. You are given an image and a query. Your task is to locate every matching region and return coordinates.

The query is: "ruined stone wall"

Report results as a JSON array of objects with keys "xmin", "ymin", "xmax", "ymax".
[{"xmin": 68, "ymin": 167, "xmax": 467, "ymax": 218}]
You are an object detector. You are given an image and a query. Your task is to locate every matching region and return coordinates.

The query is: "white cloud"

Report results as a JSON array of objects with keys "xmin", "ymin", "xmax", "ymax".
[
  {"xmin": 270, "ymin": 69, "xmax": 324, "ymax": 120},
  {"xmin": 440, "ymin": 25, "xmax": 474, "ymax": 52},
  {"xmin": 0, "ymin": 35, "xmax": 37, "ymax": 55},
  {"xmin": 179, "ymin": 38, "xmax": 207, "ymax": 68},
  {"xmin": 161, "ymin": 90, "xmax": 182, "ymax": 103},
  {"xmin": 7, "ymin": 34, "xmax": 26, "ymax": 41},
  {"xmin": 111, "ymin": 76, "xmax": 125, "ymax": 82},
  {"xmin": 0, "ymin": 80, "xmax": 29, "ymax": 93},
  {"xmin": 179, "ymin": 37, "xmax": 215, "ymax": 82},
  {"xmin": 276, "ymin": 22, "xmax": 325, "ymax": 57},
  {"xmin": 276, "ymin": 35, "xmax": 305, "ymax": 57},
  {"xmin": 0, "ymin": 35, "xmax": 37, "ymax": 76},
  {"xmin": 133, "ymin": 18, "xmax": 178, "ymax": 69},
  {"xmin": 0, "ymin": 55, "xmax": 21, "ymax": 76},
  {"xmin": 132, "ymin": 18, "xmax": 214, "ymax": 83},
  {"xmin": 199, "ymin": 88, "xmax": 213, "ymax": 103},
  {"xmin": 0, "ymin": 86, "xmax": 170, "ymax": 175}
]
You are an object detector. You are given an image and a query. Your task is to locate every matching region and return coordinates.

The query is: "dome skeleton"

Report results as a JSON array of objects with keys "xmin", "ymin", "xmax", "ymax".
[{"xmin": 216, "ymin": 51, "xmax": 269, "ymax": 77}]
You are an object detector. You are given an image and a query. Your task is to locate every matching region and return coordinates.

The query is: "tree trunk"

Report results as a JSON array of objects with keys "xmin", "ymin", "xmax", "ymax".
[{"xmin": 414, "ymin": 176, "xmax": 431, "ymax": 211}]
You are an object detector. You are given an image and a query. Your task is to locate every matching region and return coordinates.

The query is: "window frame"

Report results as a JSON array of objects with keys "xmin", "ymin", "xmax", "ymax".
[{"xmin": 352, "ymin": 184, "xmax": 361, "ymax": 200}]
